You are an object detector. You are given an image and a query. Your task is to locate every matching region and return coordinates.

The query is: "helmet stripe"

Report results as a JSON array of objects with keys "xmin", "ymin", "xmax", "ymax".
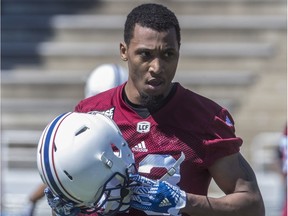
[
  {"xmin": 42, "ymin": 112, "xmax": 82, "ymax": 203},
  {"xmin": 43, "ymin": 112, "xmax": 70, "ymax": 196},
  {"xmin": 38, "ymin": 125, "xmax": 50, "ymax": 186}
]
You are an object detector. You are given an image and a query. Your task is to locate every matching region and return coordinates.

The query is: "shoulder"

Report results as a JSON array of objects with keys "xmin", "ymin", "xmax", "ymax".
[
  {"xmin": 171, "ymin": 83, "xmax": 224, "ymax": 122},
  {"xmin": 177, "ymin": 83, "xmax": 222, "ymax": 111},
  {"xmin": 172, "ymin": 84, "xmax": 240, "ymax": 136},
  {"xmin": 156, "ymin": 84, "xmax": 228, "ymax": 133}
]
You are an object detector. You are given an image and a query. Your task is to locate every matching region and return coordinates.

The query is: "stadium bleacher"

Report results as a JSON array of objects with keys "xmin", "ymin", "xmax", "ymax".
[{"xmin": 1, "ymin": 0, "xmax": 286, "ymax": 215}]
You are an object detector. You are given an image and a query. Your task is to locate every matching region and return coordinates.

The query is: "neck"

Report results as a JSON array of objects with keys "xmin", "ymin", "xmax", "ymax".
[
  {"xmin": 124, "ymin": 82, "xmax": 174, "ymax": 106},
  {"xmin": 123, "ymin": 82, "xmax": 177, "ymax": 113}
]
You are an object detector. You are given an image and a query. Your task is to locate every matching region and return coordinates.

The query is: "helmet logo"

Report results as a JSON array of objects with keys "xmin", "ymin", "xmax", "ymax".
[{"xmin": 136, "ymin": 121, "xmax": 151, "ymax": 133}]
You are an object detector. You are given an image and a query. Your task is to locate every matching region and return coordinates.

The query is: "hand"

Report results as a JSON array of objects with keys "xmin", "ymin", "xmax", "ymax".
[
  {"xmin": 44, "ymin": 187, "xmax": 81, "ymax": 216},
  {"xmin": 129, "ymin": 174, "xmax": 186, "ymax": 216}
]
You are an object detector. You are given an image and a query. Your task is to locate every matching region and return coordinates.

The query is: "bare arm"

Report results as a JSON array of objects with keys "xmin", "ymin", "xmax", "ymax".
[
  {"xmin": 180, "ymin": 153, "xmax": 265, "ymax": 216},
  {"xmin": 29, "ymin": 183, "xmax": 46, "ymax": 203}
]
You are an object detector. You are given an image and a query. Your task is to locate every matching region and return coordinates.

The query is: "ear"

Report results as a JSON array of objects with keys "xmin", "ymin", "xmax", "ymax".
[{"xmin": 120, "ymin": 42, "xmax": 128, "ymax": 61}]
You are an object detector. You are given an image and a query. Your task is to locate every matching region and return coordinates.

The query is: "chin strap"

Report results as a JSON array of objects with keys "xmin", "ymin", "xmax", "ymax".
[{"xmin": 159, "ymin": 152, "xmax": 185, "ymax": 182}]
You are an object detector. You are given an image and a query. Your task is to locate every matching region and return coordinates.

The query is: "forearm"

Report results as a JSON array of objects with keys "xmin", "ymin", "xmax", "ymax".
[
  {"xmin": 180, "ymin": 192, "xmax": 265, "ymax": 216},
  {"xmin": 29, "ymin": 184, "xmax": 46, "ymax": 203}
]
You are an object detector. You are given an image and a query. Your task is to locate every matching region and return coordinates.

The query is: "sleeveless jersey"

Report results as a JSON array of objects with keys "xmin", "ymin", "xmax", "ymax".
[{"xmin": 75, "ymin": 82, "xmax": 242, "ymax": 216}]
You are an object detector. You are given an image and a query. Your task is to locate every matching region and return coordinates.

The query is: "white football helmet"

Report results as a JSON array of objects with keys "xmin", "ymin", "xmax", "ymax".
[
  {"xmin": 37, "ymin": 112, "xmax": 135, "ymax": 214},
  {"xmin": 85, "ymin": 64, "xmax": 128, "ymax": 98}
]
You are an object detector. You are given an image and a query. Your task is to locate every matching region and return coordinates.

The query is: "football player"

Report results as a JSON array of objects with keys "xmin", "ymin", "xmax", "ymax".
[{"xmin": 46, "ymin": 3, "xmax": 265, "ymax": 216}]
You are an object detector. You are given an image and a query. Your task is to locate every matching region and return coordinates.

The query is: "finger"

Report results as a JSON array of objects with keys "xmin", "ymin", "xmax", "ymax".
[
  {"xmin": 52, "ymin": 197, "xmax": 63, "ymax": 207},
  {"xmin": 131, "ymin": 201, "xmax": 153, "ymax": 211},
  {"xmin": 130, "ymin": 200, "xmax": 144, "ymax": 210},
  {"xmin": 62, "ymin": 203, "xmax": 79, "ymax": 215},
  {"xmin": 129, "ymin": 174, "xmax": 155, "ymax": 186},
  {"xmin": 131, "ymin": 195, "xmax": 151, "ymax": 206},
  {"xmin": 44, "ymin": 187, "xmax": 54, "ymax": 198},
  {"xmin": 130, "ymin": 185, "xmax": 150, "ymax": 194}
]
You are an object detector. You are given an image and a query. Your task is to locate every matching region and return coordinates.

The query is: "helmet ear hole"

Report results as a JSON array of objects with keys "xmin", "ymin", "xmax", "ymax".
[{"xmin": 111, "ymin": 143, "xmax": 120, "ymax": 157}]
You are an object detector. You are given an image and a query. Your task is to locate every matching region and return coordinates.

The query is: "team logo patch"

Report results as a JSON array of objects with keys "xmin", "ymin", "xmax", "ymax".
[
  {"xmin": 136, "ymin": 121, "xmax": 151, "ymax": 133},
  {"xmin": 88, "ymin": 107, "xmax": 115, "ymax": 119}
]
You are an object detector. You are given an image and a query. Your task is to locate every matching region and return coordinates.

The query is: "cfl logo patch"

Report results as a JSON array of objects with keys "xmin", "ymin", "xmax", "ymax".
[{"xmin": 136, "ymin": 121, "xmax": 151, "ymax": 133}]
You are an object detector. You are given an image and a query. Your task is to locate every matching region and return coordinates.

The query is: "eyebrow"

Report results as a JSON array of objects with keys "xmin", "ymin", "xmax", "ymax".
[{"xmin": 136, "ymin": 46, "xmax": 177, "ymax": 52}]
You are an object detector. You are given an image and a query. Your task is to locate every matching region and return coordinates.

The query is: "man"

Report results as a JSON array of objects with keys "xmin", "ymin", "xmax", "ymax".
[{"xmin": 47, "ymin": 3, "xmax": 265, "ymax": 216}]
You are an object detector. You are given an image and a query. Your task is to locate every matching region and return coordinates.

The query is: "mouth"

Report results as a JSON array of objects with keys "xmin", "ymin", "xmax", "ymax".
[{"xmin": 146, "ymin": 79, "xmax": 163, "ymax": 89}]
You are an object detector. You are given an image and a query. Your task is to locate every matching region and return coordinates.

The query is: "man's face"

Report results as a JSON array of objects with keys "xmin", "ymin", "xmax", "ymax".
[{"xmin": 121, "ymin": 24, "xmax": 180, "ymax": 106}]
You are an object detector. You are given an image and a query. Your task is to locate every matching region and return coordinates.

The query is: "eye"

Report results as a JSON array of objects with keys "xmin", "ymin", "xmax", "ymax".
[
  {"xmin": 140, "ymin": 51, "xmax": 151, "ymax": 58},
  {"xmin": 137, "ymin": 49, "xmax": 152, "ymax": 60},
  {"xmin": 163, "ymin": 51, "xmax": 175, "ymax": 58}
]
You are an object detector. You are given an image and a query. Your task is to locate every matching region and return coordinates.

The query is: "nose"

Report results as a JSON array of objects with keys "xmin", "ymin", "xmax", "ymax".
[{"xmin": 149, "ymin": 58, "xmax": 162, "ymax": 75}]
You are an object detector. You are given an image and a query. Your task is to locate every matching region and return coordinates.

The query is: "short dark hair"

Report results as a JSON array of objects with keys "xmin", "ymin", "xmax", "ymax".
[{"xmin": 124, "ymin": 3, "xmax": 181, "ymax": 47}]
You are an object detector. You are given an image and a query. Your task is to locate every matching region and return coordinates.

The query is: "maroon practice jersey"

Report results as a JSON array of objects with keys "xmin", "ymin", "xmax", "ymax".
[{"xmin": 75, "ymin": 82, "xmax": 242, "ymax": 216}]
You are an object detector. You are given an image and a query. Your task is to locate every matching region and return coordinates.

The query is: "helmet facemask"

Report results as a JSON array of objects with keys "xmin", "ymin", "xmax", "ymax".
[{"xmin": 94, "ymin": 171, "xmax": 133, "ymax": 215}]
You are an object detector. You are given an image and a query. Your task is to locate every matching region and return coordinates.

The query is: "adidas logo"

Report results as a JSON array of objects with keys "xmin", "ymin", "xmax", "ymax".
[
  {"xmin": 132, "ymin": 141, "xmax": 148, "ymax": 152},
  {"xmin": 159, "ymin": 198, "xmax": 172, "ymax": 207}
]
